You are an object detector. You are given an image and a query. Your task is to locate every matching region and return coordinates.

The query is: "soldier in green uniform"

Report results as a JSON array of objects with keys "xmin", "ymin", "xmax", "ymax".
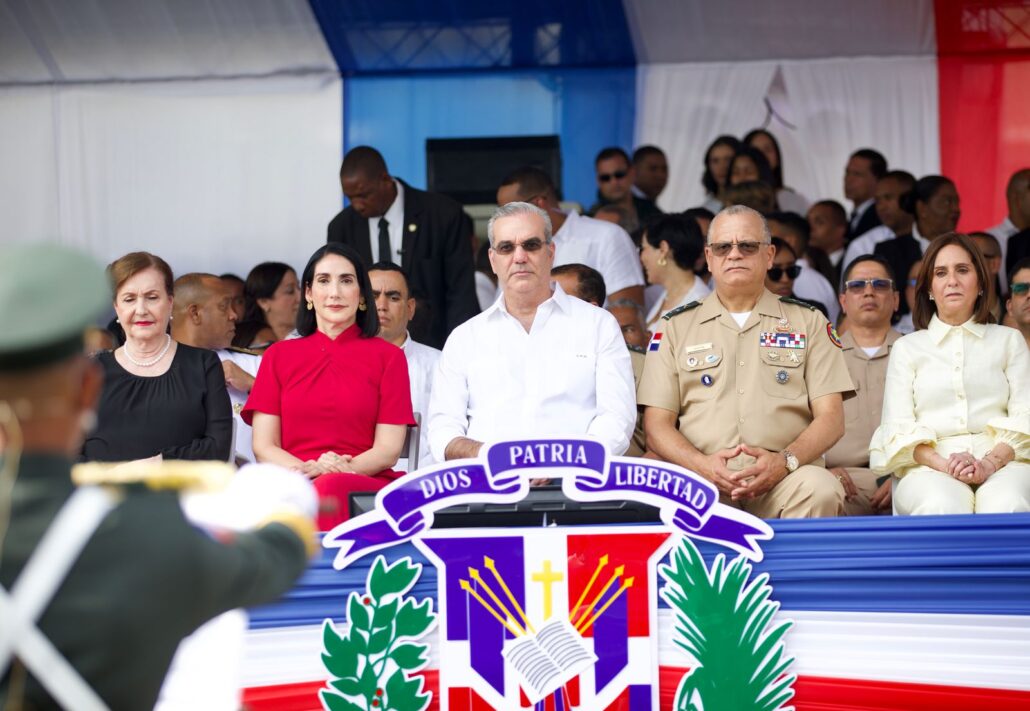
[
  {"xmin": 0, "ymin": 244, "xmax": 316, "ymax": 710},
  {"xmin": 638, "ymin": 205, "xmax": 855, "ymax": 518}
]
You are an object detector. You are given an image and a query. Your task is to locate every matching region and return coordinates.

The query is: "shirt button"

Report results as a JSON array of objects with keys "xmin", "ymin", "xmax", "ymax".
[
  {"xmin": 957, "ymin": 392, "xmax": 964, "ymax": 399},
  {"xmin": 954, "ymin": 366, "xmax": 960, "ymax": 371},
  {"xmin": 739, "ymin": 361, "xmax": 745, "ymax": 366},
  {"xmin": 739, "ymin": 416, "xmax": 745, "ymax": 423},
  {"xmin": 738, "ymin": 388, "xmax": 745, "ymax": 394}
]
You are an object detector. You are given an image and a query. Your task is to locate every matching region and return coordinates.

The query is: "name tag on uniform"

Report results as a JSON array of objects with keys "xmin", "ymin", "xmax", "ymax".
[
  {"xmin": 684, "ymin": 342, "xmax": 713, "ymax": 354},
  {"xmin": 760, "ymin": 332, "xmax": 806, "ymax": 349}
]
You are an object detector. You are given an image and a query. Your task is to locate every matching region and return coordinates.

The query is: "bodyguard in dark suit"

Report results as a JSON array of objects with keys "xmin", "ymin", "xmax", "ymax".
[
  {"xmin": 327, "ymin": 146, "xmax": 479, "ymax": 349},
  {"xmin": 0, "ymin": 244, "xmax": 316, "ymax": 710},
  {"xmin": 845, "ymin": 149, "xmax": 888, "ymax": 239}
]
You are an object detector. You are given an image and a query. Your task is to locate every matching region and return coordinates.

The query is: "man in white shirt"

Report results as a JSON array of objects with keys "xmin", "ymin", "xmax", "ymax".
[
  {"xmin": 988, "ymin": 168, "xmax": 1030, "ymax": 290},
  {"xmin": 766, "ymin": 213, "xmax": 840, "ymax": 323},
  {"xmin": 428, "ymin": 202, "xmax": 636, "ymax": 462},
  {"xmin": 170, "ymin": 273, "xmax": 259, "ymax": 463},
  {"xmin": 369, "ymin": 262, "xmax": 441, "ymax": 468},
  {"xmin": 841, "ymin": 171, "xmax": 915, "ymax": 278},
  {"xmin": 496, "ymin": 166, "xmax": 645, "ymax": 307}
]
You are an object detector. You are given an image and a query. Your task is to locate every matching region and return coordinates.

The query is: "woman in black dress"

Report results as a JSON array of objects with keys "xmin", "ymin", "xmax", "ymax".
[{"xmin": 82, "ymin": 252, "xmax": 232, "ymax": 462}]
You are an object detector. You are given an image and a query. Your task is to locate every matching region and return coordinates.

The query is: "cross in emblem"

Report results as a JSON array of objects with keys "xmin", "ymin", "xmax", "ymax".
[{"xmin": 531, "ymin": 560, "xmax": 565, "ymax": 620}]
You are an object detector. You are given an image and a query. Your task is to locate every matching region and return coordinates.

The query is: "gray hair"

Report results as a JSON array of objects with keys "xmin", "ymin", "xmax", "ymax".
[
  {"xmin": 709, "ymin": 204, "xmax": 772, "ymax": 243},
  {"xmin": 606, "ymin": 298, "xmax": 646, "ymax": 319},
  {"xmin": 487, "ymin": 201, "xmax": 553, "ymax": 246}
]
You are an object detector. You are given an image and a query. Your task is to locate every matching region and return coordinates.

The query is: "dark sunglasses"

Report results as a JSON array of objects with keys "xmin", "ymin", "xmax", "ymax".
[
  {"xmin": 708, "ymin": 240, "xmax": 766, "ymax": 257},
  {"xmin": 1012, "ymin": 282, "xmax": 1030, "ymax": 296},
  {"xmin": 767, "ymin": 265, "xmax": 802, "ymax": 281},
  {"xmin": 598, "ymin": 170, "xmax": 628, "ymax": 183},
  {"xmin": 492, "ymin": 237, "xmax": 547, "ymax": 255},
  {"xmin": 844, "ymin": 278, "xmax": 894, "ymax": 294}
]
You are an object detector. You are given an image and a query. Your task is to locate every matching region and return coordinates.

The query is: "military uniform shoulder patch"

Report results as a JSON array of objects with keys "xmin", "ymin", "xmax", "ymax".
[
  {"xmin": 72, "ymin": 461, "xmax": 235, "ymax": 492},
  {"xmin": 627, "ymin": 343, "xmax": 646, "ymax": 354},
  {"xmin": 779, "ymin": 296, "xmax": 817, "ymax": 311},
  {"xmin": 662, "ymin": 301, "xmax": 701, "ymax": 320},
  {"xmin": 826, "ymin": 322, "xmax": 843, "ymax": 348}
]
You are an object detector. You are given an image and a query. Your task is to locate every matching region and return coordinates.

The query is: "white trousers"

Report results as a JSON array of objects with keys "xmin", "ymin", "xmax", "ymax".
[{"xmin": 894, "ymin": 462, "xmax": 1030, "ymax": 515}]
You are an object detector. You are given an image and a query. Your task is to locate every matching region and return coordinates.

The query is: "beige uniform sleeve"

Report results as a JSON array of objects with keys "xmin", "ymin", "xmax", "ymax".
[
  {"xmin": 637, "ymin": 320, "xmax": 682, "ymax": 413},
  {"xmin": 802, "ymin": 310, "xmax": 855, "ymax": 401}
]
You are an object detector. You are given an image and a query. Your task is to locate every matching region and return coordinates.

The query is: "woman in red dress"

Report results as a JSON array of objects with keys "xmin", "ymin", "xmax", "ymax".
[{"xmin": 242, "ymin": 243, "xmax": 414, "ymax": 530}]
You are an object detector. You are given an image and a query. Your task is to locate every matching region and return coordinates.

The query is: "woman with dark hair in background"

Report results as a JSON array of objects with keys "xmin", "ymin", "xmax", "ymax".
[
  {"xmin": 763, "ymin": 238, "xmax": 828, "ymax": 318},
  {"xmin": 700, "ymin": 135, "xmax": 741, "ymax": 213},
  {"xmin": 874, "ymin": 175, "xmax": 960, "ymax": 317},
  {"xmin": 744, "ymin": 128, "xmax": 810, "ymax": 214},
  {"xmin": 243, "ymin": 243, "xmax": 414, "ymax": 530},
  {"xmin": 638, "ymin": 213, "xmax": 710, "ymax": 328},
  {"xmin": 83, "ymin": 251, "xmax": 232, "ymax": 462},
  {"xmin": 725, "ymin": 146, "xmax": 780, "ymax": 212},
  {"xmin": 232, "ymin": 262, "xmax": 301, "ymax": 351},
  {"xmin": 871, "ymin": 233, "xmax": 1029, "ymax": 515}
]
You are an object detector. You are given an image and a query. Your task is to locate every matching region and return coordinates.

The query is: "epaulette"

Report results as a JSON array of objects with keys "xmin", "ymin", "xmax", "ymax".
[
  {"xmin": 72, "ymin": 461, "xmax": 234, "ymax": 492},
  {"xmin": 627, "ymin": 344, "xmax": 646, "ymax": 354},
  {"xmin": 227, "ymin": 345, "xmax": 263, "ymax": 356},
  {"xmin": 662, "ymin": 301, "xmax": 701, "ymax": 320},
  {"xmin": 779, "ymin": 296, "xmax": 817, "ymax": 311}
]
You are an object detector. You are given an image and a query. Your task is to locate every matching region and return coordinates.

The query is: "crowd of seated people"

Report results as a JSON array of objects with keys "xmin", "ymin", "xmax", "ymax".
[{"xmin": 75, "ymin": 141, "xmax": 1029, "ymax": 529}]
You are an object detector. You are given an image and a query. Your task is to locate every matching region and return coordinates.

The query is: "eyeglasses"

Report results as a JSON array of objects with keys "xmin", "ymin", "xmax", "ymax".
[
  {"xmin": 1012, "ymin": 282, "xmax": 1030, "ymax": 296},
  {"xmin": 708, "ymin": 240, "xmax": 766, "ymax": 257},
  {"xmin": 492, "ymin": 237, "xmax": 548, "ymax": 255},
  {"xmin": 598, "ymin": 170, "xmax": 628, "ymax": 183},
  {"xmin": 844, "ymin": 278, "xmax": 894, "ymax": 294},
  {"xmin": 767, "ymin": 265, "xmax": 802, "ymax": 281}
]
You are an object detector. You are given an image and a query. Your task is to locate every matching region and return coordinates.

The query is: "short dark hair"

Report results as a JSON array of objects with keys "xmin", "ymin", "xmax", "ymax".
[
  {"xmin": 551, "ymin": 263, "xmax": 606, "ymax": 305},
  {"xmin": 340, "ymin": 145, "xmax": 388, "ymax": 180},
  {"xmin": 726, "ymin": 146, "xmax": 776, "ymax": 191},
  {"xmin": 1008, "ymin": 255, "xmax": 1030, "ymax": 288},
  {"xmin": 369, "ymin": 261, "xmax": 413, "ymax": 298},
  {"xmin": 644, "ymin": 214, "xmax": 705, "ymax": 272},
  {"xmin": 811, "ymin": 200, "xmax": 848, "ymax": 228},
  {"xmin": 850, "ymin": 149, "xmax": 888, "ymax": 180},
  {"xmin": 233, "ymin": 262, "xmax": 295, "ymax": 348},
  {"xmin": 498, "ymin": 166, "xmax": 556, "ymax": 202},
  {"xmin": 881, "ymin": 170, "xmax": 916, "ymax": 190},
  {"xmin": 743, "ymin": 129, "xmax": 783, "ymax": 189},
  {"xmin": 595, "ymin": 147, "xmax": 631, "ymax": 168},
  {"xmin": 899, "ymin": 175, "xmax": 955, "ymax": 216},
  {"xmin": 913, "ymin": 233, "xmax": 993, "ymax": 330},
  {"xmin": 766, "ymin": 211, "xmax": 811, "ymax": 252},
  {"xmin": 683, "ymin": 206, "xmax": 716, "ymax": 222},
  {"xmin": 219, "ymin": 273, "xmax": 244, "ymax": 285},
  {"xmin": 771, "ymin": 236, "xmax": 796, "ymax": 259},
  {"xmin": 723, "ymin": 181, "xmax": 777, "ymax": 214},
  {"xmin": 840, "ymin": 253, "xmax": 898, "ymax": 290},
  {"xmin": 632, "ymin": 145, "xmax": 665, "ymax": 165},
  {"xmin": 702, "ymin": 135, "xmax": 742, "ymax": 196},
  {"xmin": 296, "ymin": 243, "xmax": 380, "ymax": 339}
]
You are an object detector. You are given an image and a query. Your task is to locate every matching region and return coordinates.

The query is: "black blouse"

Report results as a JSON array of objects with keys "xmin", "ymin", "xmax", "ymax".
[{"xmin": 82, "ymin": 344, "xmax": 232, "ymax": 462}]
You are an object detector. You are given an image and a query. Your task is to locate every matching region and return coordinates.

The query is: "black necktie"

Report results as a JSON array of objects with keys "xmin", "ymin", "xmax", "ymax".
[{"xmin": 378, "ymin": 217, "xmax": 393, "ymax": 264}]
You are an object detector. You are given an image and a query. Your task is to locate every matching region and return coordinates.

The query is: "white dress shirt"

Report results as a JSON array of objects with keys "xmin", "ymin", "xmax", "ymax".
[
  {"xmin": 368, "ymin": 179, "xmax": 405, "ymax": 264},
  {"xmin": 645, "ymin": 278, "xmax": 711, "ymax": 328},
  {"xmin": 988, "ymin": 216, "xmax": 1018, "ymax": 291},
  {"xmin": 870, "ymin": 315, "xmax": 1030, "ymax": 476},
  {"xmin": 850, "ymin": 198, "xmax": 875, "ymax": 233},
  {"xmin": 841, "ymin": 224, "xmax": 895, "ymax": 284},
  {"xmin": 776, "ymin": 187, "xmax": 810, "ymax": 215},
  {"xmin": 400, "ymin": 332, "xmax": 441, "ymax": 468},
  {"xmin": 428, "ymin": 283, "xmax": 636, "ymax": 460},
  {"xmin": 216, "ymin": 349, "xmax": 262, "ymax": 463},
  {"xmin": 475, "ymin": 271, "xmax": 499, "ymax": 312},
  {"xmin": 553, "ymin": 211, "xmax": 645, "ymax": 297},
  {"xmin": 794, "ymin": 257, "xmax": 841, "ymax": 323}
]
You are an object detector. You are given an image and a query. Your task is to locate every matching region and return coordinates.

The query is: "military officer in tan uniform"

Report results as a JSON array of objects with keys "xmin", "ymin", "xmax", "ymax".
[
  {"xmin": 639, "ymin": 205, "xmax": 854, "ymax": 518},
  {"xmin": 825, "ymin": 254, "xmax": 902, "ymax": 514}
]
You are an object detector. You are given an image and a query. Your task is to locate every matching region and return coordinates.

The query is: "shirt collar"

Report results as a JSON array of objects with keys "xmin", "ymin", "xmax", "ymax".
[
  {"xmin": 840, "ymin": 328, "xmax": 901, "ymax": 358},
  {"xmin": 381, "ymin": 179, "xmax": 404, "ymax": 227},
  {"xmin": 927, "ymin": 313, "xmax": 987, "ymax": 344},
  {"xmin": 696, "ymin": 287, "xmax": 778, "ymax": 323},
  {"xmin": 483, "ymin": 282, "xmax": 566, "ymax": 319},
  {"xmin": 314, "ymin": 323, "xmax": 362, "ymax": 345}
]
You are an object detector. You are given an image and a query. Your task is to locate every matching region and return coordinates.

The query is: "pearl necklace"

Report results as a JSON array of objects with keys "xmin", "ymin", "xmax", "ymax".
[{"xmin": 124, "ymin": 334, "xmax": 172, "ymax": 367}]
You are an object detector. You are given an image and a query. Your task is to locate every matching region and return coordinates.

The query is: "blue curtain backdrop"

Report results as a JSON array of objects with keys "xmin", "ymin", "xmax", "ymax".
[{"xmin": 343, "ymin": 67, "xmax": 636, "ymax": 208}]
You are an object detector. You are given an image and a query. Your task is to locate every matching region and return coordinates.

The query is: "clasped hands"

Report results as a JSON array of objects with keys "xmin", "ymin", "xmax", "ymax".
[
  {"xmin": 294, "ymin": 452, "xmax": 356, "ymax": 478},
  {"xmin": 940, "ymin": 451, "xmax": 996, "ymax": 485},
  {"xmin": 701, "ymin": 444, "xmax": 788, "ymax": 501}
]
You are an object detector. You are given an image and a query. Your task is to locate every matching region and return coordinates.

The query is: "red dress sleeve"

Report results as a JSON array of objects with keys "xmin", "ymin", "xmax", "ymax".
[
  {"xmin": 378, "ymin": 347, "xmax": 416, "ymax": 426},
  {"xmin": 241, "ymin": 344, "xmax": 281, "ymax": 425}
]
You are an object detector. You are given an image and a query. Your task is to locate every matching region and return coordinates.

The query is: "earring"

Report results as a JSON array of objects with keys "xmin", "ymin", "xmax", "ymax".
[
  {"xmin": 306, "ymin": 301, "xmax": 313, "ymax": 311},
  {"xmin": 358, "ymin": 300, "xmax": 367, "ymax": 312},
  {"xmin": 929, "ymin": 294, "xmax": 935, "ymax": 301},
  {"xmin": 657, "ymin": 256, "xmax": 668, "ymax": 267}
]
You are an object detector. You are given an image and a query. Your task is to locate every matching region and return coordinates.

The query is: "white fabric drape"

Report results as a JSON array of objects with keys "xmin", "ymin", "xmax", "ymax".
[
  {"xmin": 635, "ymin": 56, "xmax": 940, "ymax": 214},
  {"xmin": 0, "ymin": 75, "xmax": 342, "ymax": 279}
]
